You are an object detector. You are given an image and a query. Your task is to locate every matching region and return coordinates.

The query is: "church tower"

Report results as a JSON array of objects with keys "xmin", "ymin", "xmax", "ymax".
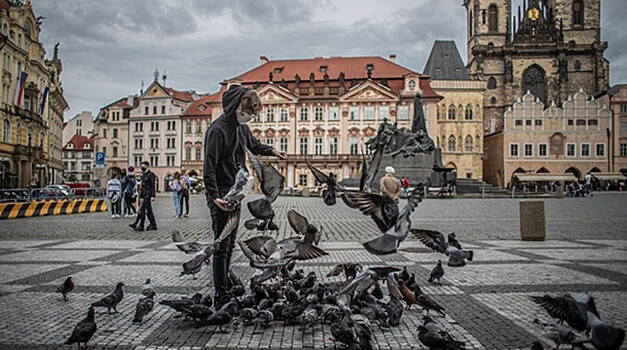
[{"xmin": 464, "ymin": 0, "xmax": 609, "ymax": 131}]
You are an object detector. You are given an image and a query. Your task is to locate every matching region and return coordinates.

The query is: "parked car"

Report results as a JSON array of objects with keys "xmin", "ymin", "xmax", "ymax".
[{"xmin": 47, "ymin": 185, "xmax": 72, "ymax": 198}]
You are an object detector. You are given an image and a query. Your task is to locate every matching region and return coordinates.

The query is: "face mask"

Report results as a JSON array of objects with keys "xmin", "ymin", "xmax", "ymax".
[
  {"xmin": 141, "ymin": 167, "xmax": 147, "ymax": 172},
  {"xmin": 237, "ymin": 111, "xmax": 254, "ymax": 124}
]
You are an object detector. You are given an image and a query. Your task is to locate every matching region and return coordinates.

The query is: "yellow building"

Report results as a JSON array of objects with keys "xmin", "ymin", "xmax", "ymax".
[
  {"xmin": 0, "ymin": 0, "xmax": 67, "ymax": 188},
  {"xmin": 424, "ymin": 41, "xmax": 485, "ymax": 180}
]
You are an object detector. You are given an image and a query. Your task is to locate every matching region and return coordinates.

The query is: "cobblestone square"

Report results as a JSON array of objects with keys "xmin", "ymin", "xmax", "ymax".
[{"xmin": 0, "ymin": 193, "xmax": 625, "ymax": 349}]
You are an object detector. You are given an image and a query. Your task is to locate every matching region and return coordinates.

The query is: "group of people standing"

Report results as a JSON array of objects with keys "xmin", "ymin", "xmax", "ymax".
[{"xmin": 169, "ymin": 171, "xmax": 191, "ymax": 218}]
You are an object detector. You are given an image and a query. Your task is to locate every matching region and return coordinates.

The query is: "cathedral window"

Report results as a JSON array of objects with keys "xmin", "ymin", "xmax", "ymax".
[
  {"xmin": 465, "ymin": 105, "xmax": 473, "ymax": 120},
  {"xmin": 522, "ymin": 64, "xmax": 547, "ymax": 104},
  {"xmin": 488, "ymin": 5, "xmax": 498, "ymax": 32},
  {"xmin": 465, "ymin": 136, "xmax": 473, "ymax": 152},
  {"xmin": 487, "ymin": 77, "xmax": 497, "ymax": 89},
  {"xmin": 448, "ymin": 105, "xmax": 456, "ymax": 120},
  {"xmin": 448, "ymin": 136, "xmax": 456, "ymax": 152},
  {"xmin": 572, "ymin": 0, "xmax": 584, "ymax": 26}
]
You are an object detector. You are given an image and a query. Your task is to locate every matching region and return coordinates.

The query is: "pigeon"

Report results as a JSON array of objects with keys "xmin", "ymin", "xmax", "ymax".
[
  {"xmin": 299, "ymin": 307, "xmax": 319, "ymax": 331},
  {"xmin": 360, "ymin": 186, "xmax": 424, "ymax": 255},
  {"xmin": 170, "ymin": 230, "xmax": 213, "ymax": 255},
  {"xmin": 252, "ymin": 309, "xmax": 274, "ymax": 328},
  {"xmin": 448, "ymin": 233, "xmax": 462, "ymax": 250},
  {"xmin": 215, "ymin": 209, "xmax": 242, "ymax": 243},
  {"xmin": 133, "ymin": 291, "xmax": 155, "ymax": 323},
  {"xmin": 246, "ymin": 150, "xmax": 285, "ymax": 233},
  {"xmin": 341, "ymin": 191, "xmax": 399, "ymax": 233},
  {"xmin": 65, "ymin": 306, "xmax": 97, "ymax": 350},
  {"xmin": 428, "ymin": 260, "xmax": 445, "ymax": 284},
  {"xmin": 91, "ymin": 282, "xmax": 125, "ymax": 314},
  {"xmin": 416, "ymin": 292, "xmax": 446, "ymax": 316},
  {"xmin": 371, "ymin": 282, "xmax": 384, "ymax": 300},
  {"xmin": 141, "ymin": 278, "xmax": 154, "ymax": 296},
  {"xmin": 531, "ymin": 293, "xmax": 625, "ymax": 350},
  {"xmin": 398, "ymin": 280, "xmax": 418, "ymax": 310},
  {"xmin": 398, "ymin": 267, "xmax": 410, "ymax": 283},
  {"xmin": 532, "ymin": 318, "xmax": 586, "ymax": 349},
  {"xmin": 287, "ymin": 209, "xmax": 322, "ymax": 245},
  {"xmin": 56, "ymin": 276, "xmax": 74, "ymax": 301},
  {"xmin": 239, "ymin": 235, "xmax": 328, "ymax": 269},
  {"xmin": 411, "ymin": 229, "xmax": 474, "ymax": 267},
  {"xmin": 339, "ymin": 267, "xmax": 400, "ymax": 302},
  {"xmin": 223, "ymin": 166, "xmax": 253, "ymax": 211},
  {"xmin": 531, "ymin": 340, "xmax": 556, "ymax": 350},
  {"xmin": 385, "ymin": 274, "xmax": 404, "ymax": 301},
  {"xmin": 327, "ymin": 263, "xmax": 363, "ymax": 281},
  {"xmin": 201, "ymin": 294, "xmax": 213, "ymax": 308},
  {"xmin": 159, "ymin": 293, "xmax": 203, "ymax": 314},
  {"xmin": 331, "ymin": 315, "xmax": 358, "ymax": 348},
  {"xmin": 204, "ymin": 298, "xmax": 239, "ymax": 332},
  {"xmin": 418, "ymin": 316, "xmax": 465, "ymax": 349},
  {"xmin": 406, "ymin": 273, "xmax": 416, "ymax": 288},
  {"xmin": 305, "ymin": 157, "xmax": 343, "ymax": 206},
  {"xmin": 386, "ymin": 297, "xmax": 404, "ymax": 327},
  {"xmin": 180, "ymin": 247, "xmax": 212, "ymax": 279},
  {"xmin": 351, "ymin": 313, "xmax": 373, "ymax": 350},
  {"xmin": 179, "ymin": 304, "xmax": 214, "ymax": 324},
  {"xmin": 237, "ymin": 308, "xmax": 259, "ymax": 325},
  {"xmin": 360, "ymin": 145, "xmax": 384, "ymax": 193}
]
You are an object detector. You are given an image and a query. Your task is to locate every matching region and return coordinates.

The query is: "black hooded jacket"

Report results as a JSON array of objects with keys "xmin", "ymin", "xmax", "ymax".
[{"xmin": 203, "ymin": 85, "xmax": 274, "ymax": 204}]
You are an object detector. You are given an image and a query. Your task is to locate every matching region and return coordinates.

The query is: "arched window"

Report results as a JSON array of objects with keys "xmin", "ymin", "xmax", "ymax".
[
  {"xmin": 408, "ymin": 80, "xmax": 416, "ymax": 89},
  {"xmin": 522, "ymin": 64, "xmax": 547, "ymax": 104},
  {"xmin": 465, "ymin": 105, "xmax": 473, "ymax": 120},
  {"xmin": 448, "ymin": 135, "xmax": 456, "ymax": 152},
  {"xmin": 572, "ymin": 0, "xmax": 583, "ymax": 26},
  {"xmin": 490, "ymin": 97, "xmax": 497, "ymax": 105},
  {"xmin": 487, "ymin": 77, "xmax": 497, "ymax": 89},
  {"xmin": 27, "ymin": 127, "xmax": 32, "ymax": 146},
  {"xmin": 448, "ymin": 105, "xmax": 456, "ymax": 120},
  {"xmin": 488, "ymin": 4, "xmax": 498, "ymax": 32},
  {"xmin": 24, "ymin": 20, "xmax": 31, "ymax": 38},
  {"xmin": 2, "ymin": 119, "xmax": 9, "ymax": 142},
  {"xmin": 465, "ymin": 136, "xmax": 473, "ymax": 152}
]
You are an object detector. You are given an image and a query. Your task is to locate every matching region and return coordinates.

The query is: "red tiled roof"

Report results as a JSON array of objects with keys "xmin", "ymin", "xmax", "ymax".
[
  {"xmin": 0, "ymin": 0, "xmax": 11, "ymax": 10},
  {"xmin": 165, "ymin": 87, "xmax": 194, "ymax": 102},
  {"xmin": 64, "ymin": 134, "xmax": 94, "ymax": 151},
  {"xmin": 183, "ymin": 94, "xmax": 214, "ymax": 117},
  {"xmin": 233, "ymin": 56, "xmax": 419, "ymax": 82}
]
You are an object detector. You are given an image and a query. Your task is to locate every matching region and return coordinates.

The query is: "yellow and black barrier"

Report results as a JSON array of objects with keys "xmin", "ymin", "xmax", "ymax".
[{"xmin": 0, "ymin": 198, "xmax": 107, "ymax": 220}]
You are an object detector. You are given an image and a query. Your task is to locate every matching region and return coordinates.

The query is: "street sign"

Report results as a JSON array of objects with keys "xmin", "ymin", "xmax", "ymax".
[{"xmin": 96, "ymin": 152, "xmax": 105, "ymax": 169}]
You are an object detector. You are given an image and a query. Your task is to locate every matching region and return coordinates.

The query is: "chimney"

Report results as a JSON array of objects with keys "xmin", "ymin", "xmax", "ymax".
[
  {"xmin": 389, "ymin": 54, "xmax": 396, "ymax": 63},
  {"xmin": 260, "ymin": 56, "xmax": 269, "ymax": 65}
]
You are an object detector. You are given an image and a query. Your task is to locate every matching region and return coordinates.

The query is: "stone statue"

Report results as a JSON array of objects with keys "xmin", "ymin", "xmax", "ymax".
[
  {"xmin": 53, "ymin": 42, "xmax": 59, "ymax": 60},
  {"xmin": 294, "ymin": 74, "xmax": 301, "ymax": 87},
  {"xmin": 411, "ymin": 93, "xmax": 428, "ymax": 136},
  {"xmin": 309, "ymin": 73, "xmax": 315, "ymax": 85},
  {"xmin": 389, "ymin": 129, "xmax": 435, "ymax": 157},
  {"xmin": 323, "ymin": 72, "xmax": 329, "ymax": 85},
  {"xmin": 268, "ymin": 71, "xmax": 273, "ymax": 82},
  {"xmin": 338, "ymin": 72, "xmax": 345, "ymax": 86},
  {"xmin": 281, "ymin": 78, "xmax": 287, "ymax": 88}
]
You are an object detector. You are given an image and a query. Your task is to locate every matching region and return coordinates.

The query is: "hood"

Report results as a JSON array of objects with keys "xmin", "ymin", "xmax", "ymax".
[{"xmin": 222, "ymin": 84, "xmax": 251, "ymax": 125}]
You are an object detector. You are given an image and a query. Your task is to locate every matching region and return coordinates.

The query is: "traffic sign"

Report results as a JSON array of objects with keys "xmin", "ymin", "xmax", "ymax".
[{"xmin": 96, "ymin": 152, "xmax": 105, "ymax": 165}]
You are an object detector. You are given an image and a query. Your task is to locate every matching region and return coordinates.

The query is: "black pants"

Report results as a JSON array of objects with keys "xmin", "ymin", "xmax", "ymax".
[
  {"xmin": 110, "ymin": 200, "xmax": 121, "ymax": 215},
  {"xmin": 210, "ymin": 203, "xmax": 239, "ymax": 297},
  {"xmin": 138, "ymin": 196, "xmax": 156, "ymax": 228},
  {"xmin": 180, "ymin": 191, "xmax": 189, "ymax": 215},
  {"xmin": 124, "ymin": 193, "xmax": 136, "ymax": 215}
]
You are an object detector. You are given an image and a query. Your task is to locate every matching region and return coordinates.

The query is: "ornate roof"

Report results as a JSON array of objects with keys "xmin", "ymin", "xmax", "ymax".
[{"xmin": 423, "ymin": 41, "xmax": 470, "ymax": 81}]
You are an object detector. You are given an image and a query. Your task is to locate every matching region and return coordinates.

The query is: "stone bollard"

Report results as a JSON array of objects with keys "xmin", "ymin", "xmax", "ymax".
[
  {"xmin": 302, "ymin": 188, "xmax": 310, "ymax": 197},
  {"xmin": 519, "ymin": 201, "xmax": 546, "ymax": 241}
]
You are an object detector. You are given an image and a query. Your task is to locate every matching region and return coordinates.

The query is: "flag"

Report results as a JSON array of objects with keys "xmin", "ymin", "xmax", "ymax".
[
  {"xmin": 39, "ymin": 86, "xmax": 49, "ymax": 115},
  {"xmin": 13, "ymin": 71, "xmax": 28, "ymax": 107}
]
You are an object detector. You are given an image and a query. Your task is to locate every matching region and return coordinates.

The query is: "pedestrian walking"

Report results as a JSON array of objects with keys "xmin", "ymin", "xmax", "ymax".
[
  {"xmin": 123, "ymin": 167, "xmax": 137, "ymax": 217},
  {"xmin": 130, "ymin": 161, "xmax": 157, "ymax": 231},
  {"xmin": 400, "ymin": 176, "xmax": 410, "ymax": 198},
  {"xmin": 203, "ymin": 85, "xmax": 286, "ymax": 308},
  {"xmin": 170, "ymin": 172, "xmax": 182, "ymax": 218},
  {"xmin": 106, "ymin": 173, "xmax": 122, "ymax": 218},
  {"xmin": 584, "ymin": 171, "xmax": 594, "ymax": 196},
  {"xmin": 179, "ymin": 170, "xmax": 190, "ymax": 217},
  {"xmin": 380, "ymin": 166, "xmax": 402, "ymax": 201}
]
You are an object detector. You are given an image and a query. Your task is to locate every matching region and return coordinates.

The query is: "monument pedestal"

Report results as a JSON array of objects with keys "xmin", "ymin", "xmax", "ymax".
[{"xmin": 375, "ymin": 153, "xmax": 435, "ymax": 189}]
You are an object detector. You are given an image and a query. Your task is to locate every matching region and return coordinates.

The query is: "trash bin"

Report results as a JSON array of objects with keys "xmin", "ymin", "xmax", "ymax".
[
  {"xmin": 302, "ymin": 188, "xmax": 310, "ymax": 197},
  {"xmin": 519, "ymin": 201, "xmax": 545, "ymax": 241}
]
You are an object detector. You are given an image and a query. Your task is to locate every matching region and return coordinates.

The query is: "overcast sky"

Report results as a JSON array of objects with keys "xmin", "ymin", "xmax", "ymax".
[{"xmin": 31, "ymin": 0, "xmax": 627, "ymax": 120}]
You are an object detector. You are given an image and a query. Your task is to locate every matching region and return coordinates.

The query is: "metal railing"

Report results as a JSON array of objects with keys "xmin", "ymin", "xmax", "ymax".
[{"xmin": 0, "ymin": 187, "xmax": 106, "ymax": 203}]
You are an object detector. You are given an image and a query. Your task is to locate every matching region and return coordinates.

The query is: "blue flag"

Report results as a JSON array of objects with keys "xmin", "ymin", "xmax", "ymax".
[{"xmin": 40, "ymin": 86, "xmax": 49, "ymax": 115}]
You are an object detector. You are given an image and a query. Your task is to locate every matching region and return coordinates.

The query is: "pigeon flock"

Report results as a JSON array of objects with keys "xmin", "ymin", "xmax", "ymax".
[{"xmin": 57, "ymin": 149, "xmax": 624, "ymax": 350}]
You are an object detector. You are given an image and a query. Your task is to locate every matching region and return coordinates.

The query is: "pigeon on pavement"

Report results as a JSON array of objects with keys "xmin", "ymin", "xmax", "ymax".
[
  {"xmin": 386, "ymin": 297, "xmax": 404, "ymax": 327},
  {"xmin": 339, "ymin": 267, "xmax": 400, "ymax": 303},
  {"xmin": 428, "ymin": 260, "xmax": 445, "ymax": 284},
  {"xmin": 91, "ymin": 282, "xmax": 125, "ymax": 314},
  {"xmin": 532, "ymin": 318, "xmax": 586, "ymax": 349},
  {"xmin": 56, "ymin": 276, "xmax": 74, "ymax": 301},
  {"xmin": 398, "ymin": 280, "xmax": 418, "ymax": 310},
  {"xmin": 65, "ymin": 306, "xmax": 97, "ymax": 350},
  {"xmin": 159, "ymin": 293, "xmax": 203, "ymax": 315},
  {"xmin": 133, "ymin": 291, "xmax": 155, "ymax": 323},
  {"xmin": 417, "ymin": 316, "xmax": 465, "ymax": 349},
  {"xmin": 141, "ymin": 278, "xmax": 154, "ymax": 296},
  {"xmin": 170, "ymin": 230, "xmax": 213, "ymax": 255},
  {"xmin": 327, "ymin": 263, "xmax": 363, "ymax": 281},
  {"xmin": 204, "ymin": 298, "xmax": 239, "ymax": 332}
]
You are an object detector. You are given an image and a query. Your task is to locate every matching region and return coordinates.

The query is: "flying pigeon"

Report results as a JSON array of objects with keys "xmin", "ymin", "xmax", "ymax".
[
  {"xmin": 246, "ymin": 150, "xmax": 285, "ymax": 233},
  {"xmin": 287, "ymin": 209, "xmax": 322, "ymax": 245},
  {"xmin": 65, "ymin": 306, "xmax": 97, "ymax": 350},
  {"xmin": 180, "ymin": 248, "xmax": 212, "ymax": 279},
  {"xmin": 411, "ymin": 229, "xmax": 474, "ymax": 267},
  {"xmin": 305, "ymin": 157, "xmax": 344, "ymax": 206},
  {"xmin": 239, "ymin": 235, "xmax": 328, "ymax": 270},
  {"xmin": 222, "ymin": 166, "xmax": 253, "ymax": 211},
  {"xmin": 170, "ymin": 230, "xmax": 213, "ymax": 255},
  {"xmin": 339, "ymin": 266, "xmax": 400, "ymax": 303},
  {"xmin": 91, "ymin": 282, "xmax": 125, "ymax": 314},
  {"xmin": 56, "ymin": 276, "xmax": 74, "ymax": 301}
]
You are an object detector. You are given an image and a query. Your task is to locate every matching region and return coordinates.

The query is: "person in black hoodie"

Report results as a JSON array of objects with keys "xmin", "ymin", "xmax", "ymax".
[{"xmin": 203, "ymin": 85, "xmax": 286, "ymax": 306}]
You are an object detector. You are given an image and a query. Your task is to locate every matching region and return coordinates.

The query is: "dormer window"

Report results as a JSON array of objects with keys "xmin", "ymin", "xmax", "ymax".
[
  {"xmin": 198, "ymin": 105, "xmax": 206, "ymax": 112},
  {"xmin": 67, "ymin": 143, "xmax": 73, "ymax": 149},
  {"xmin": 274, "ymin": 67, "xmax": 283, "ymax": 74},
  {"xmin": 408, "ymin": 80, "xmax": 416, "ymax": 89},
  {"xmin": 319, "ymin": 66, "xmax": 327, "ymax": 73},
  {"xmin": 366, "ymin": 64, "xmax": 374, "ymax": 72},
  {"xmin": 84, "ymin": 143, "xmax": 90, "ymax": 149}
]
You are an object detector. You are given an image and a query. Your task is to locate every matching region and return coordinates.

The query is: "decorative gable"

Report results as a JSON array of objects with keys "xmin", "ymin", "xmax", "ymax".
[
  {"xmin": 339, "ymin": 81, "xmax": 397, "ymax": 102},
  {"xmin": 257, "ymin": 84, "xmax": 298, "ymax": 103}
]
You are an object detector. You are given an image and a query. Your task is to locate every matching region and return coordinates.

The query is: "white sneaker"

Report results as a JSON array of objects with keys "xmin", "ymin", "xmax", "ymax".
[{"xmin": 112, "ymin": 215, "xmax": 116, "ymax": 218}]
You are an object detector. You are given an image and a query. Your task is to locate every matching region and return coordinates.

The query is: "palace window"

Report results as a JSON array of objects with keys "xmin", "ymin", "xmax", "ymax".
[
  {"xmin": 266, "ymin": 108, "xmax": 275, "ymax": 122},
  {"xmin": 566, "ymin": 143, "xmax": 576, "ymax": 157},
  {"xmin": 299, "ymin": 137, "xmax": 308, "ymax": 155},
  {"xmin": 464, "ymin": 136, "xmax": 473, "ymax": 152},
  {"xmin": 620, "ymin": 105, "xmax": 627, "ymax": 114},
  {"xmin": 27, "ymin": 127, "xmax": 32, "ymax": 146},
  {"xmin": 145, "ymin": 106, "xmax": 149, "ymax": 115},
  {"xmin": 620, "ymin": 143, "xmax": 627, "ymax": 157},
  {"xmin": 488, "ymin": 4, "xmax": 498, "ymax": 32},
  {"xmin": 266, "ymin": 138, "xmax": 274, "ymax": 147},
  {"xmin": 364, "ymin": 106, "xmax": 374, "ymax": 120},
  {"xmin": 314, "ymin": 107, "xmax": 323, "ymax": 121},
  {"xmin": 2, "ymin": 119, "xmax": 9, "ymax": 142},
  {"xmin": 329, "ymin": 107, "xmax": 338, "ymax": 121},
  {"xmin": 398, "ymin": 106, "xmax": 409, "ymax": 120},
  {"xmin": 448, "ymin": 136, "xmax": 456, "ymax": 152},
  {"xmin": 572, "ymin": 0, "xmax": 584, "ymax": 26},
  {"xmin": 300, "ymin": 107, "xmax": 308, "ymax": 121},
  {"xmin": 349, "ymin": 107, "xmax": 359, "ymax": 121},
  {"xmin": 510, "ymin": 143, "xmax": 519, "ymax": 157},
  {"xmin": 314, "ymin": 137, "xmax": 323, "ymax": 155},
  {"xmin": 153, "ymin": 106, "xmax": 157, "ymax": 115},
  {"xmin": 620, "ymin": 121, "xmax": 627, "ymax": 133},
  {"xmin": 538, "ymin": 144, "xmax": 548, "ymax": 157},
  {"xmin": 448, "ymin": 105, "xmax": 456, "ymax": 120},
  {"xmin": 167, "ymin": 137, "xmax": 175, "ymax": 149},
  {"xmin": 195, "ymin": 147, "xmax": 201, "ymax": 160},
  {"xmin": 408, "ymin": 80, "xmax": 416, "ymax": 89},
  {"xmin": 379, "ymin": 106, "xmax": 389, "ymax": 120},
  {"xmin": 280, "ymin": 138, "xmax": 288, "ymax": 153},
  {"xmin": 580, "ymin": 143, "xmax": 590, "ymax": 157},
  {"xmin": 161, "ymin": 105, "xmax": 166, "ymax": 114},
  {"xmin": 167, "ymin": 155, "xmax": 175, "ymax": 167},
  {"xmin": 150, "ymin": 155, "xmax": 158, "ymax": 167},
  {"xmin": 195, "ymin": 121, "xmax": 202, "ymax": 134},
  {"xmin": 113, "ymin": 129, "xmax": 118, "ymax": 138},
  {"xmin": 280, "ymin": 108, "xmax": 288, "ymax": 122},
  {"xmin": 596, "ymin": 143, "xmax": 605, "ymax": 157},
  {"xmin": 186, "ymin": 121, "xmax": 192, "ymax": 134},
  {"xmin": 524, "ymin": 143, "xmax": 533, "ymax": 157},
  {"xmin": 465, "ymin": 105, "xmax": 473, "ymax": 120},
  {"xmin": 185, "ymin": 147, "xmax": 191, "ymax": 160},
  {"xmin": 329, "ymin": 137, "xmax": 338, "ymax": 155},
  {"xmin": 299, "ymin": 174, "xmax": 307, "ymax": 187},
  {"xmin": 113, "ymin": 147, "xmax": 118, "ymax": 157},
  {"xmin": 350, "ymin": 137, "xmax": 359, "ymax": 155}
]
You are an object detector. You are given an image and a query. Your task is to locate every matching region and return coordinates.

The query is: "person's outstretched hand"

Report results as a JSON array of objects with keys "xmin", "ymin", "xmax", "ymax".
[
  {"xmin": 214, "ymin": 198, "xmax": 233, "ymax": 212},
  {"xmin": 272, "ymin": 150, "xmax": 287, "ymax": 159}
]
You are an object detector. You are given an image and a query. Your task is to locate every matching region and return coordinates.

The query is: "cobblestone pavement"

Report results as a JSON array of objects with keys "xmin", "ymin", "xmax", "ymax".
[{"xmin": 0, "ymin": 193, "xmax": 625, "ymax": 349}]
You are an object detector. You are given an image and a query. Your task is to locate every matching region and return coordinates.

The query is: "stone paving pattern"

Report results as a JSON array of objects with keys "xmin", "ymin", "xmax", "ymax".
[{"xmin": 0, "ymin": 193, "xmax": 625, "ymax": 349}]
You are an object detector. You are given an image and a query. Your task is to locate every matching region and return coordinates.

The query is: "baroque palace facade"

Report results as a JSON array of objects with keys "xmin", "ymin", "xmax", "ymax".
[{"xmin": 0, "ymin": 0, "xmax": 67, "ymax": 188}]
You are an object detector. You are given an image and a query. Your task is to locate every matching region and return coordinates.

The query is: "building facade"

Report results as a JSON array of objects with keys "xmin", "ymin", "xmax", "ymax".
[
  {"xmin": 94, "ymin": 96, "xmax": 136, "ymax": 186},
  {"xmin": 62, "ymin": 134, "xmax": 94, "ymax": 185},
  {"xmin": 128, "ymin": 78, "xmax": 196, "ymax": 191},
  {"xmin": 424, "ymin": 41, "xmax": 485, "ymax": 180},
  {"xmin": 599, "ymin": 85, "xmax": 627, "ymax": 173},
  {"xmin": 0, "ymin": 0, "xmax": 67, "ymax": 188},
  {"xmin": 483, "ymin": 90, "xmax": 611, "ymax": 187},
  {"xmin": 205, "ymin": 55, "xmax": 441, "ymax": 188},
  {"xmin": 62, "ymin": 111, "xmax": 93, "ymax": 143},
  {"xmin": 180, "ymin": 93, "xmax": 216, "ymax": 178},
  {"xmin": 463, "ymin": 0, "xmax": 609, "ymax": 130}
]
